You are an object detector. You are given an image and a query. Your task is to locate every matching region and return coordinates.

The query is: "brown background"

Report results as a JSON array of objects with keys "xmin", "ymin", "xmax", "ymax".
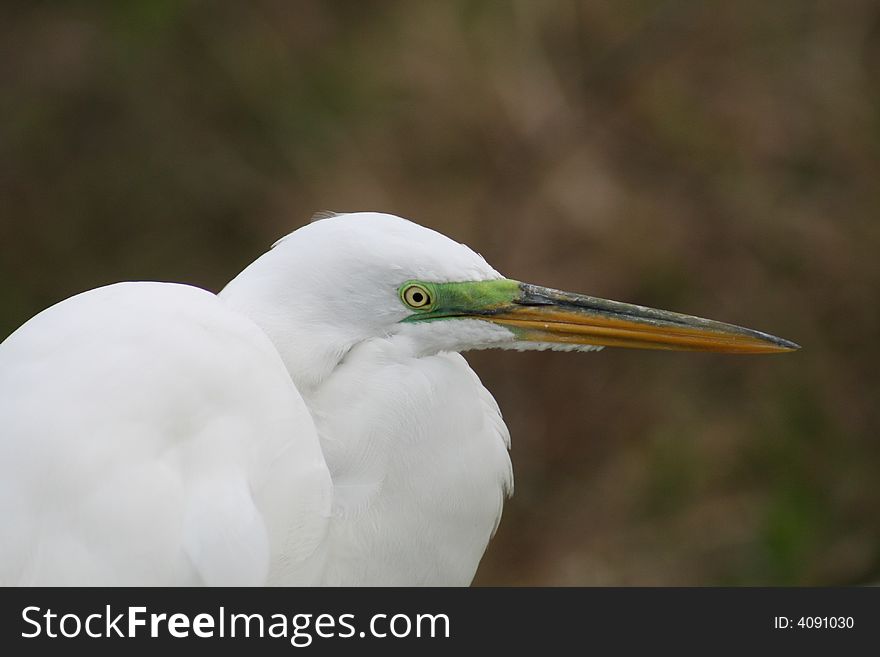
[{"xmin": 2, "ymin": 1, "xmax": 878, "ymax": 585}]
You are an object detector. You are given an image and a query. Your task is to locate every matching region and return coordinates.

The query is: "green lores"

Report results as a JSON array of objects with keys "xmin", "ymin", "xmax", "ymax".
[{"xmin": 398, "ymin": 279, "xmax": 521, "ymax": 321}]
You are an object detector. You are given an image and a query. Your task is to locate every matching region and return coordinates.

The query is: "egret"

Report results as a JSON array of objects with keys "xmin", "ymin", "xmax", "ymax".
[{"xmin": 0, "ymin": 212, "xmax": 798, "ymax": 586}]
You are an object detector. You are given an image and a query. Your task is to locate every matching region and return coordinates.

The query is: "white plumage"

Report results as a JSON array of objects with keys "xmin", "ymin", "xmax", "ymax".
[
  {"xmin": 1, "ymin": 213, "xmax": 513, "ymax": 585},
  {"xmin": 0, "ymin": 211, "xmax": 796, "ymax": 586}
]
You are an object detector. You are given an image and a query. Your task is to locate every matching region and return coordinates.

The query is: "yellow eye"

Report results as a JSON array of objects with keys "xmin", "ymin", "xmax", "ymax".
[{"xmin": 402, "ymin": 284, "xmax": 432, "ymax": 309}]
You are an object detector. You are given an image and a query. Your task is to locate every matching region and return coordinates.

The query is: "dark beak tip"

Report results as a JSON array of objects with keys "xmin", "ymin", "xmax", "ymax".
[{"xmin": 766, "ymin": 335, "xmax": 801, "ymax": 352}]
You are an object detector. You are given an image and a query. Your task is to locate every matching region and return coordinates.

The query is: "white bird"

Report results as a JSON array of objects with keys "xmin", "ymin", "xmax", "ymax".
[{"xmin": 0, "ymin": 212, "xmax": 798, "ymax": 586}]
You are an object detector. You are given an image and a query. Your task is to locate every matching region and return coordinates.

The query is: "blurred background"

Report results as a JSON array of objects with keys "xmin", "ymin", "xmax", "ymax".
[{"xmin": 1, "ymin": 0, "xmax": 878, "ymax": 585}]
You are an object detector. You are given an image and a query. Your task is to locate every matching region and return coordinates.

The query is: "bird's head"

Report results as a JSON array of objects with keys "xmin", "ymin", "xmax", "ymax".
[{"xmin": 221, "ymin": 212, "xmax": 798, "ymax": 391}]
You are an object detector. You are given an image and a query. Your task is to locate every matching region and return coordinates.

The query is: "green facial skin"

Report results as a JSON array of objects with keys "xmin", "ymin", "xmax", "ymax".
[{"xmin": 398, "ymin": 279, "xmax": 522, "ymax": 322}]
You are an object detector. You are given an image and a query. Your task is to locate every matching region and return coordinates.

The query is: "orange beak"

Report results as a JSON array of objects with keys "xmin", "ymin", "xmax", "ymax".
[{"xmin": 483, "ymin": 283, "xmax": 799, "ymax": 354}]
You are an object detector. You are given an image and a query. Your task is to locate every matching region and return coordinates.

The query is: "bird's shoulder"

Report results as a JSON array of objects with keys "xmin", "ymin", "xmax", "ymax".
[{"xmin": 0, "ymin": 282, "xmax": 332, "ymax": 585}]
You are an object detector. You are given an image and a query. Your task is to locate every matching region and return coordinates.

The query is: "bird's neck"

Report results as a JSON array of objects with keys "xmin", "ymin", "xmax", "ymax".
[
  {"xmin": 219, "ymin": 265, "xmax": 356, "ymax": 395},
  {"xmin": 219, "ymin": 263, "xmax": 512, "ymax": 584},
  {"xmin": 300, "ymin": 337, "xmax": 512, "ymax": 585}
]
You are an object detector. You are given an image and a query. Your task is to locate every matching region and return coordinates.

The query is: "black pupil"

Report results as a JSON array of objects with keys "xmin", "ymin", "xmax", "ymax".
[{"xmin": 411, "ymin": 291, "xmax": 424, "ymax": 304}]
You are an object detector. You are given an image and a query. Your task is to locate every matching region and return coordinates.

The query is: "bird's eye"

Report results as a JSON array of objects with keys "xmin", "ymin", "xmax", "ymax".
[{"xmin": 401, "ymin": 284, "xmax": 433, "ymax": 310}]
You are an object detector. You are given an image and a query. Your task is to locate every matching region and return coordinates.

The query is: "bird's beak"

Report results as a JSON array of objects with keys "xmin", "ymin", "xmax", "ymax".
[{"xmin": 482, "ymin": 282, "xmax": 800, "ymax": 354}]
